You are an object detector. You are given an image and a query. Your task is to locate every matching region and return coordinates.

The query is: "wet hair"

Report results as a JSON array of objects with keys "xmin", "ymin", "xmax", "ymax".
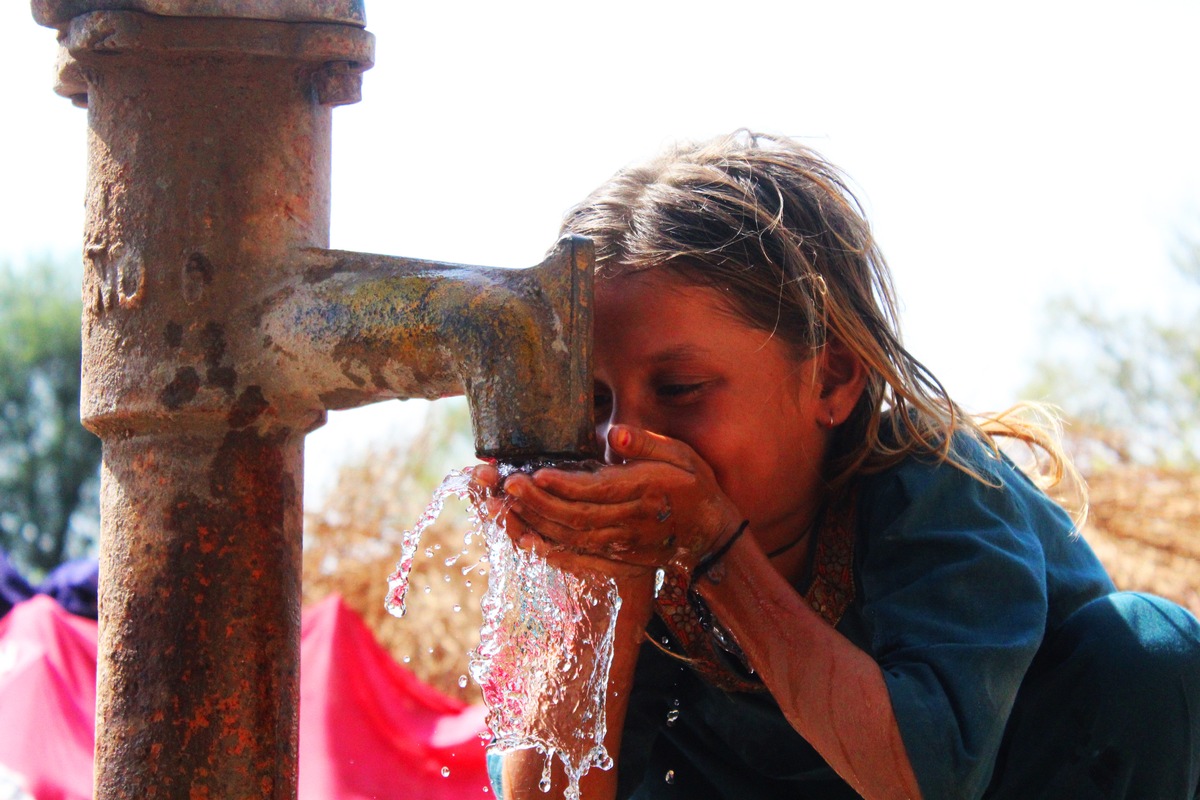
[{"xmin": 561, "ymin": 130, "xmax": 1081, "ymax": 510}]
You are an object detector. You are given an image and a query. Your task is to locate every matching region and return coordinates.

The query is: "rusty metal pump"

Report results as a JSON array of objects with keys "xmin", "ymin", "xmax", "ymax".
[{"xmin": 30, "ymin": 2, "xmax": 596, "ymax": 796}]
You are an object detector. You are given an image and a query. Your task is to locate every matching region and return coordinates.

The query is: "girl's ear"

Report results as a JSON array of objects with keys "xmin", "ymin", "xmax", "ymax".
[{"xmin": 819, "ymin": 337, "xmax": 868, "ymax": 426}]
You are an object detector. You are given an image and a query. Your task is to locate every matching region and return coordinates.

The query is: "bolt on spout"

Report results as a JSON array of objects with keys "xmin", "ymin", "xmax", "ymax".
[{"xmin": 264, "ymin": 235, "xmax": 600, "ymax": 463}]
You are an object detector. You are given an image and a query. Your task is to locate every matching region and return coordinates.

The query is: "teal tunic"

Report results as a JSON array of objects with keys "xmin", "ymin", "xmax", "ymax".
[{"xmin": 611, "ymin": 437, "xmax": 1200, "ymax": 799}]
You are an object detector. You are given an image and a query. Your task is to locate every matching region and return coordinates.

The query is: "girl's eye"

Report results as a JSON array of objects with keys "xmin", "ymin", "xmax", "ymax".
[
  {"xmin": 656, "ymin": 382, "xmax": 705, "ymax": 401},
  {"xmin": 594, "ymin": 388, "xmax": 612, "ymax": 409}
]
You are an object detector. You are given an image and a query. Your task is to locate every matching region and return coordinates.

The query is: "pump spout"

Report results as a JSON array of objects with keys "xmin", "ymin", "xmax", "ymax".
[{"xmin": 261, "ymin": 235, "xmax": 598, "ymax": 462}]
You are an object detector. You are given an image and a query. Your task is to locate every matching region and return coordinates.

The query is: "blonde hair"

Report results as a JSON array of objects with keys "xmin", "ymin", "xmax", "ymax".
[{"xmin": 562, "ymin": 131, "xmax": 1084, "ymax": 519}]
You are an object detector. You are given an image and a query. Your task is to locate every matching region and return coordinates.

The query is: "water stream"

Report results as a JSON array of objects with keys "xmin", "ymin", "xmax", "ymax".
[{"xmin": 385, "ymin": 466, "xmax": 620, "ymax": 799}]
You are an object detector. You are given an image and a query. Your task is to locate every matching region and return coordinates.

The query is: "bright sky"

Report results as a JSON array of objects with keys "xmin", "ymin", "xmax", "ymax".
[{"xmin": 3, "ymin": 2, "xmax": 1198, "ymax": 504}]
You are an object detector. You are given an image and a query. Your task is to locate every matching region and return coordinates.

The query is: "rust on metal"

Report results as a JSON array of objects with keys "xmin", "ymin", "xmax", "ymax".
[
  {"xmin": 97, "ymin": 429, "xmax": 303, "ymax": 799},
  {"xmin": 33, "ymin": 0, "xmax": 367, "ymax": 28},
  {"xmin": 52, "ymin": 9, "xmax": 374, "ymax": 107},
  {"xmin": 33, "ymin": 1, "xmax": 596, "ymax": 797}
]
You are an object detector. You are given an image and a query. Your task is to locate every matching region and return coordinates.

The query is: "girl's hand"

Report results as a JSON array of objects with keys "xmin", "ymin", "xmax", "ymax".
[
  {"xmin": 492, "ymin": 424, "xmax": 745, "ymax": 572},
  {"xmin": 468, "ymin": 459, "xmax": 660, "ymax": 615}
]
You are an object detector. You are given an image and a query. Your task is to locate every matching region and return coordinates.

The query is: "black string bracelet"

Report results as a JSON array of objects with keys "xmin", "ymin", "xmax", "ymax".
[{"xmin": 693, "ymin": 520, "xmax": 750, "ymax": 582}]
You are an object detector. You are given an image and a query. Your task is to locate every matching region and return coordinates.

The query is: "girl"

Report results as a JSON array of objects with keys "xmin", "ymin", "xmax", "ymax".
[{"xmin": 473, "ymin": 132, "xmax": 1200, "ymax": 799}]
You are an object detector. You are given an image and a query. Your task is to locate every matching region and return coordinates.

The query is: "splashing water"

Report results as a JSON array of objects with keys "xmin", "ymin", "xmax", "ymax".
[{"xmin": 385, "ymin": 466, "xmax": 620, "ymax": 800}]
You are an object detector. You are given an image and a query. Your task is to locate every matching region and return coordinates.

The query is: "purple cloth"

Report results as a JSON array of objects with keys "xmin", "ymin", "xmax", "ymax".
[
  {"xmin": 0, "ymin": 551, "xmax": 33, "ymax": 618},
  {"xmin": 38, "ymin": 559, "xmax": 99, "ymax": 620},
  {"xmin": 0, "ymin": 551, "xmax": 98, "ymax": 620}
]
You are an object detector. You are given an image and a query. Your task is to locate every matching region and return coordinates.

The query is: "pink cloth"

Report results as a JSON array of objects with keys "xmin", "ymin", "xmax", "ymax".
[
  {"xmin": 0, "ymin": 594, "xmax": 490, "ymax": 799},
  {"xmin": 299, "ymin": 595, "xmax": 491, "ymax": 799},
  {"xmin": 0, "ymin": 596, "xmax": 96, "ymax": 800}
]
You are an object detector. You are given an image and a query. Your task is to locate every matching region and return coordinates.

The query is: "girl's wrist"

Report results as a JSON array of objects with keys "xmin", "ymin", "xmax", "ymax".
[
  {"xmin": 692, "ymin": 519, "xmax": 751, "ymax": 585},
  {"xmin": 616, "ymin": 569, "xmax": 659, "ymax": 618}
]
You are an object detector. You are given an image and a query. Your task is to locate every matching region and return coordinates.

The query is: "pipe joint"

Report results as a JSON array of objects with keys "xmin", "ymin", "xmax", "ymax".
[{"xmin": 42, "ymin": 8, "xmax": 374, "ymax": 106}]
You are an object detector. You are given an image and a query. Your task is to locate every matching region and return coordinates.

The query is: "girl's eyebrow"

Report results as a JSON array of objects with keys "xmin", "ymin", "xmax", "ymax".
[{"xmin": 650, "ymin": 344, "xmax": 711, "ymax": 364}]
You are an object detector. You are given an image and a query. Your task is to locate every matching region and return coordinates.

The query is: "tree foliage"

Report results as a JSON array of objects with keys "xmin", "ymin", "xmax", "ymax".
[
  {"xmin": 0, "ymin": 257, "xmax": 101, "ymax": 580},
  {"xmin": 1026, "ymin": 232, "xmax": 1200, "ymax": 466}
]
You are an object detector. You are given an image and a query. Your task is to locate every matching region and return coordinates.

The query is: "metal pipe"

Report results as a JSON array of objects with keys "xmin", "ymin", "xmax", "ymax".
[
  {"xmin": 262, "ymin": 238, "xmax": 595, "ymax": 461},
  {"xmin": 32, "ymin": 3, "xmax": 596, "ymax": 797}
]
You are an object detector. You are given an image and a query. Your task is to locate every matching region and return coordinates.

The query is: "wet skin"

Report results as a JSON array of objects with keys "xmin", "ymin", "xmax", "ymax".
[{"xmin": 475, "ymin": 269, "xmax": 851, "ymax": 580}]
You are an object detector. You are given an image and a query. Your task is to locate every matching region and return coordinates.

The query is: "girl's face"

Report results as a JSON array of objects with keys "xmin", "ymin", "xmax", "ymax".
[{"xmin": 593, "ymin": 270, "xmax": 836, "ymax": 552}]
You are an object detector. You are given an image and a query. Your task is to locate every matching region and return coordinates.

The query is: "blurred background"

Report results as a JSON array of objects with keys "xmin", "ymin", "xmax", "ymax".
[{"xmin": 1, "ymin": 1, "xmax": 1197, "ymax": 700}]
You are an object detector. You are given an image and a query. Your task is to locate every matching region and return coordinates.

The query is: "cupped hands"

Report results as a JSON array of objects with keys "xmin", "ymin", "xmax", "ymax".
[{"xmin": 470, "ymin": 425, "xmax": 745, "ymax": 578}]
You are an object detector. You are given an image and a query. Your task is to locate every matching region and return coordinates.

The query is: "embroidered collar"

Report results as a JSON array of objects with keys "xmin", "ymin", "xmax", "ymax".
[{"xmin": 652, "ymin": 489, "xmax": 859, "ymax": 692}]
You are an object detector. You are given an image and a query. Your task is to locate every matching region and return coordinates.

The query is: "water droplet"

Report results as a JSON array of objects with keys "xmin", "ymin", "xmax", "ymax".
[
  {"xmin": 453, "ymin": 604, "xmax": 462, "ymax": 613},
  {"xmin": 443, "ymin": 574, "xmax": 452, "ymax": 582},
  {"xmin": 424, "ymin": 547, "xmax": 435, "ymax": 558},
  {"xmin": 664, "ymin": 769, "xmax": 675, "ymax": 784},
  {"xmin": 458, "ymin": 674, "xmax": 469, "ymax": 688},
  {"xmin": 423, "ymin": 585, "xmax": 431, "ymax": 594},
  {"xmin": 665, "ymin": 709, "xmax": 680, "ymax": 726},
  {"xmin": 482, "ymin": 787, "xmax": 489, "ymax": 793},
  {"xmin": 441, "ymin": 766, "xmax": 450, "ymax": 777},
  {"xmin": 465, "ymin": 580, "xmax": 473, "ymax": 588},
  {"xmin": 444, "ymin": 553, "xmax": 461, "ymax": 567},
  {"xmin": 402, "ymin": 655, "xmax": 411, "ymax": 664}
]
